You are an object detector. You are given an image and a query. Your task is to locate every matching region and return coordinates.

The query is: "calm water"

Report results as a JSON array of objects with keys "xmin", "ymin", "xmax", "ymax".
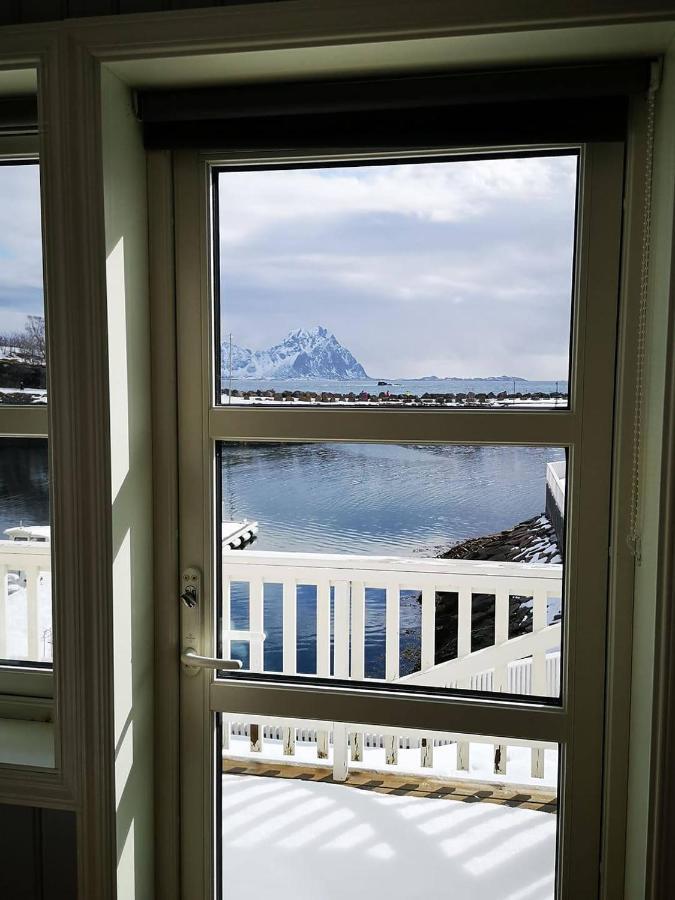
[
  {"xmin": 221, "ymin": 442, "xmax": 564, "ymax": 675},
  {"xmin": 0, "ymin": 439, "xmax": 49, "ymax": 536}
]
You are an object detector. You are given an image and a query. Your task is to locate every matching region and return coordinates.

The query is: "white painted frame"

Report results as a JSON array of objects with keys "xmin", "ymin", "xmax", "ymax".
[
  {"xmin": 0, "ymin": 36, "xmax": 118, "ymax": 900},
  {"xmin": 174, "ymin": 135, "xmax": 624, "ymax": 899}
]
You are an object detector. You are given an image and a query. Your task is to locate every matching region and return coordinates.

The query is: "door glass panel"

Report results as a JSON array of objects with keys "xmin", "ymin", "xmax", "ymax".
[
  {"xmin": 215, "ymin": 152, "xmax": 577, "ymax": 409},
  {"xmin": 0, "ymin": 163, "xmax": 46, "ymax": 404},
  {"xmin": 218, "ymin": 712, "xmax": 558, "ymax": 900},
  {"xmin": 0, "ymin": 437, "xmax": 51, "ymax": 666},
  {"xmin": 217, "ymin": 442, "xmax": 566, "ymax": 701}
]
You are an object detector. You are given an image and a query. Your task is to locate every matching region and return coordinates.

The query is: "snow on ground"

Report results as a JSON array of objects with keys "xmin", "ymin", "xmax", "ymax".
[
  {"xmin": 221, "ymin": 773, "xmax": 556, "ymax": 900},
  {"xmin": 0, "ymin": 387, "xmax": 47, "ymax": 404},
  {"xmin": 224, "ymin": 734, "xmax": 559, "ymax": 790},
  {"xmin": 5, "ymin": 571, "xmax": 52, "ymax": 662}
]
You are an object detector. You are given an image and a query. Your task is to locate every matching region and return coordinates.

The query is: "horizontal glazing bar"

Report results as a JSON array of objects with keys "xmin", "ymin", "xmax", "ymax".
[
  {"xmin": 0, "ymin": 406, "xmax": 48, "ymax": 438},
  {"xmin": 209, "ymin": 407, "xmax": 578, "ymax": 445},
  {"xmin": 209, "ymin": 679, "xmax": 569, "ymax": 744}
]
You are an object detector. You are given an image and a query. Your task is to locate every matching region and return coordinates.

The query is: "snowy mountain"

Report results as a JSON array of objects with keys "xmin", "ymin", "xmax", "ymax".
[{"xmin": 222, "ymin": 327, "xmax": 368, "ymax": 380}]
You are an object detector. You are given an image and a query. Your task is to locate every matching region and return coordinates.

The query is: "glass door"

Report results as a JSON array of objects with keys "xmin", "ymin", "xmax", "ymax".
[{"xmin": 174, "ymin": 141, "xmax": 624, "ymax": 900}]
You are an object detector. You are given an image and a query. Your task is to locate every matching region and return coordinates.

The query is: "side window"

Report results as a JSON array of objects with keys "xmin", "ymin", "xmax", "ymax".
[{"xmin": 0, "ymin": 157, "xmax": 52, "ymax": 682}]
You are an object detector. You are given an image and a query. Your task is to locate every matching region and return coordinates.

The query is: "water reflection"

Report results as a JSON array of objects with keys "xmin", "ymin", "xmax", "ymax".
[
  {"xmin": 0, "ymin": 439, "xmax": 49, "ymax": 535},
  {"xmin": 221, "ymin": 443, "xmax": 564, "ymax": 556}
]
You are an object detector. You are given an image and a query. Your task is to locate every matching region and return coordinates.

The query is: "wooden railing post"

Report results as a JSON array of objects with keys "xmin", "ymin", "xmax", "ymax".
[
  {"xmin": 421, "ymin": 586, "xmax": 435, "ymax": 671},
  {"xmin": 385, "ymin": 584, "xmax": 399, "ymax": 681},
  {"xmin": 385, "ymin": 734, "xmax": 398, "ymax": 766},
  {"xmin": 531, "ymin": 587, "xmax": 548, "ymax": 776},
  {"xmin": 333, "ymin": 581, "xmax": 350, "ymax": 679},
  {"xmin": 493, "ymin": 588, "xmax": 509, "ymax": 774},
  {"xmin": 456, "ymin": 588, "xmax": 472, "ymax": 771},
  {"xmin": 421, "ymin": 736, "xmax": 433, "ymax": 768},
  {"xmin": 350, "ymin": 580, "xmax": 365, "ymax": 680},
  {"xmin": 283, "ymin": 726, "xmax": 295, "ymax": 756},
  {"xmin": 249, "ymin": 576, "xmax": 264, "ymax": 672},
  {"xmin": 0, "ymin": 564, "xmax": 6, "ymax": 659},
  {"xmin": 332, "ymin": 723, "xmax": 348, "ymax": 781},
  {"xmin": 222, "ymin": 576, "xmax": 231, "ymax": 661},
  {"xmin": 316, "ymin": 578, "xmax": 332, "ymax": 762},
  {"xmin": 282, "ymin": 579, "xmax": 297, "ymax": 676},
  {"xmin": 26, "ymin": 565, "xmax": 40, "ymax": 662},
  {"xmin": 316, "ymin": 578, "xmax": 331, "ymax": 676}
]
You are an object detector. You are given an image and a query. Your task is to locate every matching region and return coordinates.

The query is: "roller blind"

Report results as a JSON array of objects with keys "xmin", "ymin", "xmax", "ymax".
[
  {"xmin": 137, "ymin": 60, "xmax": 652, "ymax": 150},
  {"xmin": 0, "ymin": 96, "xmax": 38, "ymax": 135}
]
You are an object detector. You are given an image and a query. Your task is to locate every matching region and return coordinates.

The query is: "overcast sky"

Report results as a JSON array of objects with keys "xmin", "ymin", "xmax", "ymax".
[
  {"xmin": 219, "ymin": 154, "xmax": 577, "ymax": 380},
  {"xmin": 0, "ymin": 164, "xmax": 43, "ymax": 335}
]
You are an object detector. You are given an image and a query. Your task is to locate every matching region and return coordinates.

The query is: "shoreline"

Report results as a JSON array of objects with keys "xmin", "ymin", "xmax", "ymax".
[
  {"xmin": 222, "ymin": 388, "xmax": 569, "ymax": 409},
  {"xmin": 403, "ymin": 515, "xmax": 563, "ymax": 670}
]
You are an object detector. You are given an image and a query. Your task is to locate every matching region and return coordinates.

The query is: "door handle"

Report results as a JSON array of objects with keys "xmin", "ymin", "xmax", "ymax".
[
  {"xmin": 180, "ymin": 567, "xmax": 243, "ymax": 675},
  {"xmin": 181, "ymin": 647, "xmax": 243, "ymax": 672}
]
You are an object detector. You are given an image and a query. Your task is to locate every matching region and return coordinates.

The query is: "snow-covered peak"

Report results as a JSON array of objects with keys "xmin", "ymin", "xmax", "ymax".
[{"xmin": 222, "ymin": 326, "xmax": 368, "ymax": 380}]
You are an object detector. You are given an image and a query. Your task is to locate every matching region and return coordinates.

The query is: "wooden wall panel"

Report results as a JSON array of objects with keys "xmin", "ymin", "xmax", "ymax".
[{"xmin": 0, "ymin": 804, "xmax": 77, "ymax": 900}]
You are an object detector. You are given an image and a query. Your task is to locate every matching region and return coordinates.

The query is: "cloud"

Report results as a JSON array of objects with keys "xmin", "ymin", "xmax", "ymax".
[
  {"xmin": 0, "ymin": 164, "xmax": 44, "ymax": 331},
  {"xmin": 218, "ymin": 154, "xmax": 577, "ymax": 380}
]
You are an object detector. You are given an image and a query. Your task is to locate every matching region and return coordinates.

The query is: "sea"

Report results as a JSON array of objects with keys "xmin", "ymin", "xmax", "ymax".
[{"xmin": 222, "ymin": 441, "xmax": 565, "ymax": 676}]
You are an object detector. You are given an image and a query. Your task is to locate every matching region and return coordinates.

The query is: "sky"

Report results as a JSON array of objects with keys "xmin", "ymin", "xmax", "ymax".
[
  {"xmin": 218, "ymin": 154, "xmax": 577, "ymax": 380},
  {"xmin": 0, "ymin": 164, "xmax": 44, "ymax": 335}
]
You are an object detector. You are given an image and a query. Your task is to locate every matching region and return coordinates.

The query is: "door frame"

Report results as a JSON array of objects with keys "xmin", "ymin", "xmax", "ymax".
[{"xmin": 159, "ymin": 134, "xmax": 637, "ymax": 899}]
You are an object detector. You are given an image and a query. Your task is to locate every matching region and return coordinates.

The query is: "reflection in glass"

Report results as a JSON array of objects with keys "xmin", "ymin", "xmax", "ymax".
[
  {"xmin": 218, "ymin": 443, "xmax": 565, "ymax": 700},
  {"xmin": 216, "ymin": 153, "xmax": 577, "ymax": 409},
  {"xmin": 0, "ymin": 163, "xmax": 46, "ymax": 403},
  {"xmin": 0, "ymin": 439, "xmax": 51, "ymax": 665},
  {"xmin": 219, "ymin": 713, "xmax": 558, "ymax": 900}
]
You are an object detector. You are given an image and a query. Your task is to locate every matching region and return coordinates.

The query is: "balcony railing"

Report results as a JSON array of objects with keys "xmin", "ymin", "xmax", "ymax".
[
  {"xmin": 221, "ymin": 550, "xmax": 562, "ymax": 783},
  {"xmin": 0, "ymin": 539, "xmax": 52, "ymax": 663}
]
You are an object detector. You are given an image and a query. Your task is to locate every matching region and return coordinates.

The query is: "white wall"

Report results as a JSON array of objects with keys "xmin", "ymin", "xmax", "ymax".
[{"xmin": 101, "ymin": 66, "xmax": 154, "ymax": 900}]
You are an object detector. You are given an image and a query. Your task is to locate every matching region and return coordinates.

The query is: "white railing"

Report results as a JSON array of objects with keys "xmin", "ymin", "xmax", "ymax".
[
  {"xmin": 546, "ymin": 460, "xmax": 566, "ymax": 515},
  {"xmin": 0, "ymin": 540, "xmax": 52, "ymax": 663},
  {"xmin": 222, "ymin": 550, "xmax": 562, "ymax": 781}
]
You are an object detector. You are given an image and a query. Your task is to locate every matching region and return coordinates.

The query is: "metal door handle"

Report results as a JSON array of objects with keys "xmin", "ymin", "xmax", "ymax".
[{"xmin": 181, "ymin": 647, "xmax": 243, "ymax": 672}]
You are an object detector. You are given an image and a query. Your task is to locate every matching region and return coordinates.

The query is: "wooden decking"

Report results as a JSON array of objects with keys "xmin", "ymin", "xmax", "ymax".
[{"xmin": 222, "ymin": 758, "xmax": 557, "ymax": 814}]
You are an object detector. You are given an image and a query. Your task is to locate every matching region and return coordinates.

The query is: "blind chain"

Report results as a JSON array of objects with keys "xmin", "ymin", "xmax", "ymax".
[{"xmin": 628, "ymin": 61, "xmax": 662, "ymax": 564}]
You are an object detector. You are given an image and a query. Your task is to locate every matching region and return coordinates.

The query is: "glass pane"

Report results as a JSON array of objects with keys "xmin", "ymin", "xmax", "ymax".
[
  {"xmin": 217, "ymin": 442, "xmax": 565, "ymax": 701},
  {"xmin": 218, "ymin": 712, "xmax": 558, "ymax": 900},
  {"xmin": 216, "ymin": 153, "xmax": 576, "ymax": 409},
  {"xmin": 0, "ymin": 438, "xmax": 51, "ymax": 665},
  {"xmin": 0, "ymin": 163, "xmax": 46, "ymax": 404}
]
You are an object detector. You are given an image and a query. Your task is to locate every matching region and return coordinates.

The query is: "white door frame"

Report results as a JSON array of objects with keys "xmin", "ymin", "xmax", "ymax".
[{"xmin": 172, "ymin": 140, "xmax": 626, "ymax": 900}]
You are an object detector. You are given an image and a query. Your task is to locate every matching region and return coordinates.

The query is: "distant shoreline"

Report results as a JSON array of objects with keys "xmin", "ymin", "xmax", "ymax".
[{"xmin": 222, "ymin": 387, "xmax": 569, "ymax": 408}]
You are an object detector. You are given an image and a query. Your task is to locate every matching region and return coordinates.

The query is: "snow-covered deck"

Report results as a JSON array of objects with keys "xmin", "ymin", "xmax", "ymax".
[{"xmin": 221, "ymin": 772, "xmax": 557, "ymax": 900}]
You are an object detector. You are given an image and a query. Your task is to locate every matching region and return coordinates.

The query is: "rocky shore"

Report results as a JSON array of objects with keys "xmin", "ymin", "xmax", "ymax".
[
  {"xmin": 438, "ymin": 515, "xmax": 562, "ymax": 565},
  {"xmin": 403, "ymin": 515, "xmax": 562, "ymax": 672},
  {"xmin": 222, "ymin": 388, "xmax": 568, "ymax": 408}
]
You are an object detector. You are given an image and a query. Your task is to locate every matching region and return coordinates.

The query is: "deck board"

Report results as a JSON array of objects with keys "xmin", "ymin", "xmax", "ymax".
[{"xmin": 222, "ymin": 757, "xmax": 557, "ymax": 813}]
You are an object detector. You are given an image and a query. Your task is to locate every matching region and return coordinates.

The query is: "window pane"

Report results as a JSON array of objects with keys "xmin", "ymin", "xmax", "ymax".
[
  {"xmin": 0, "ymin": 163, "xmax": 46, "ymax": 404},
  {"xmin": 217, "ymin": 442, "xmax": 565, "ymax": 701},
  {"xmin": 0, "ymin": 438, "xmax": 51, "ymax": 665},
  {"xmin": 216, "ymin": 153, "xmax": 576, "ymax": 410},
  {"xmin": 218, "ymin": 712, "xmax": 558, "ymax": 900}
]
